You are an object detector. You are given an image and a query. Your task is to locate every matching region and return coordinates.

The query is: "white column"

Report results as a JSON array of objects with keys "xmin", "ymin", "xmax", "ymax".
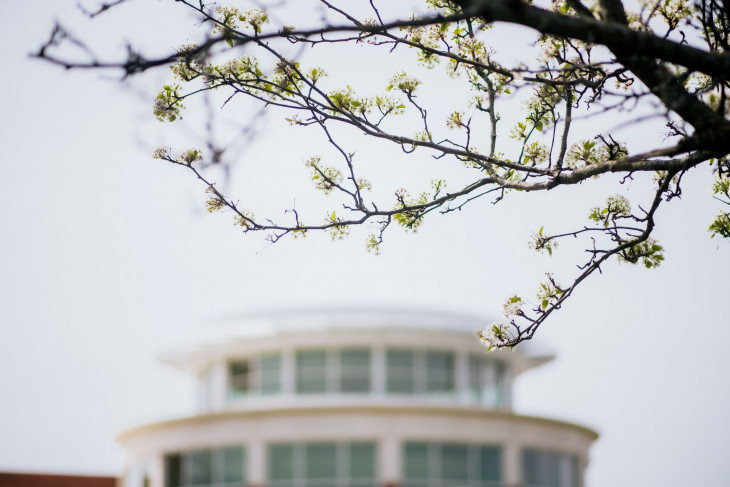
[
  {"xmin": 196, "ymin": 369, "xmax": 209, "ymax": 414},
  {"xmin": 149, "ymin": 455, "xmax": 164, "ymax": 487},
  {"xmin": 503, "ymin": 441, "xmax": 521, "ymax": 486},
  {"xmin": 455, "ymin": 351, "xmax": 469, "ymax": 404},
  {"xmin": 578, "ymin": 453, "xmax": 589, "ymax": 487},
  {"xmin": 209, "ymin": 361, "xmax": 227, "ymax": 412},
  {"xmin": 372, "ymin": 344, "xmax": 385, "ymax": 395},
  {"xmin": 248, "ymin": 438, "xmax": 265, "ymax": 486},
  {"xmin": 502, "ymin": 367, "xmax": 513, "ymax": 410},
  {"xmin": 380, "ymin": 435, "xmax": 400, "ymax": 483}
]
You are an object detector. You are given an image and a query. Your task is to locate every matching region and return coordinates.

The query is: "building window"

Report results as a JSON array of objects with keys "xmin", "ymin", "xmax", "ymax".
[
  {"xmin": 165, "ymin": 446, "xmax": 244, "ymax": 487},
  {"xmin": 522, "ymin": 449, "xmax": 578, "ymax": 487},
  {"xmin": 296, "ymin": 350, "xmax": 328, "ymax": 394},
  {"xmin": 268, "ymin": 442, "xmax": 376, "ymax": 487},
  {"xmin": 339, "ymin": 349, "xmax": 371, "ymax": 393},
  {"xmin": 228, "ymin": 354, "xmax": 282, "ymax": 398},
  {"xmin": 425, "ymin": 352, "xmax": 455, "ymax": 393},
  {"xmin": 403, "ymin": 442, "xmax": 501, "ymax": 487},
  {"xmin": 269, "ymin": 445, "xmax": 295, "ymax": 483},
  {"xmin": 349, "ymin": 443, "xmax": 376, "ymax": 484},
  {"xmin": 468, "ymin": 356, "xmax": 507, "ymax": 407},
  {"xmin": 386, "ymin": 349, "xmax": 414, "ymax": 394},
  {"xmin": 306, "ymin": 443, "xmax": 337, "ymax": 481},
  {"xmin": 385, "ymin": 349, "xmax": 455, "ymax": 396},
  {"xmin": 295, "ymin": 349, "xmax": 372, "ymax": 394},
  {"xmin": 468, "ymin": 355, "xmax": 483, "ymax": 401},
  {"xmin": 229, "ymin": 362, "xmax": 251, "ymax": 396},
  {"xmin": 260, "ymin": 354, "xmax": 283, "ymax": 395}
]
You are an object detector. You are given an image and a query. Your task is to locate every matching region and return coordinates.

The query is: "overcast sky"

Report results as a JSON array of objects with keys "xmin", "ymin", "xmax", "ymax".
[{"xmin": 1, "ymin": 2, "xmax": 729, "ymax": 486}]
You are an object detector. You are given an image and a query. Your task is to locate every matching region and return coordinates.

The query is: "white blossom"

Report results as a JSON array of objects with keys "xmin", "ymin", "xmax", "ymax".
[{"xmin": 475, "ymin": 324, "xmax": 511, "ymax": 351}]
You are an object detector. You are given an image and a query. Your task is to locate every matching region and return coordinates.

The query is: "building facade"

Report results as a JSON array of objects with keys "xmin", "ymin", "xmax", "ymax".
[{"xmin": 117, "ymin": 309, "xmax": 597, "ymax": 487}]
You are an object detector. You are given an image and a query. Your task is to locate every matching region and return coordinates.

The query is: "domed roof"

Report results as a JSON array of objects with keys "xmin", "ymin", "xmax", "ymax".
[
  {"xmin": 160, "ymin": 307, "xmax": 554, "ymax": 370},
  {"xmin": 219, "ymin": 306, "xmax": 494, "ymax": 334}
]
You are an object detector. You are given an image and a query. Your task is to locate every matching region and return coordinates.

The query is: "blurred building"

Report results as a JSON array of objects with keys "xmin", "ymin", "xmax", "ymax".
[{"xmin": 117, "ymin": 309, "xmax": 597, "ymax": 487}]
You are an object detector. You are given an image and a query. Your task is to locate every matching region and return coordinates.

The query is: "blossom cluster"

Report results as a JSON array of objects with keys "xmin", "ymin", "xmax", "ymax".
[{"xmin": 475, "ymin": 324, "xmax": 512, "ymax": 351}]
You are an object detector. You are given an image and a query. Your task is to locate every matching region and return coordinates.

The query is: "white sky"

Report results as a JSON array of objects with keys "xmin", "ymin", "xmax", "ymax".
[{"xmin": 1, "ymin": 1, "xmax": 729, "ymax": 486}]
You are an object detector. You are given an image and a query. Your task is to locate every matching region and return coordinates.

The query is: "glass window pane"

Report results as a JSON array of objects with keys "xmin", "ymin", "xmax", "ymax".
[
  {"xmin": 269, "ymin": 444, "xmax": 295, "ymax": 481},
  {"xmin": 468, "ymin": 356, "xmax": 482, "ymax": 397},
  {"xmin": 480, "ymin": 446, "xmax": 501, "ymax": 483},
  {"xmin": 260, "ymin": 354, "xmax": 282, "ymax": 395},
  {"xmin": 386, "ymin": 349, "xmax": 414, "ymax": 394},
  {"xmin": 297, "ymin": 350, "xmax": 328, "ymax": 394},
  {"xmin": 426, "ymin": 352, "xmax": 454, "ymax": 393},
  {"xmin": 188, "ymin": 450, "xmax": 213, "ymax": 486},
  {"xmin": 404, "ymin": 443, "xmax": 429, "ymax": 480},
  {"xmin": 349, "ymin": 443, "xmax": 375, "ymax": 479},
  {"xmin": 523, "ymin": 450, "xmax": 537, "ymax": 485},
  {"xmin": 495, "ymin": 362, "xmax": 505, "ymax": 407},
  {"xmin": 522, "ymin": 449, "xmax": 578, "ymax": 487},
  {"xmin": 340, "ymin": 349, "xmax": 371, "ymax": 393},
  {"xmin": 229, "ymin": 361, "xmax": 251, "ymax": 396},
  {"xmin": 441, "ymin": 444, "xmax": 468, "ymax": 481},
  {"xmin": 546, "ymin": 452, "xmax": 560, "ymax": 487},
  {"xmin": 165, "ymin": 454, "xmax": 181, "ymax": 487},
  {"xmin": 306, "ymin": 443, "xmax": 337, "ymax": 480},
  {"xmin": 223, "ymin": 446, "xmax": 244, "ymax": 483}
]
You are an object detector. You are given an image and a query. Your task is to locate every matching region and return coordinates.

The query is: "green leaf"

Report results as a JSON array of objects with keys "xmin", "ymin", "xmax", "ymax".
[
  {"xmin": 539, "ymin": 226, "xmax": 544, "ymax": 235},
  {"xmin": 330, "ymin": 211, "xmax": 336, "ymax": 220},
  {"xmin": 226, "ymin": 38, "xmax": 234, "ymax": 47},
  {"xmin": 547, "ymin": 246, "xmax": 552, "ymax": 256},
  {"xmin": 542, "ymin": 299, "xmax": 549, "ymax": 310},
  {"xmin": 535, "ymin": 120, "xmax": 544, "ymax": 131}
]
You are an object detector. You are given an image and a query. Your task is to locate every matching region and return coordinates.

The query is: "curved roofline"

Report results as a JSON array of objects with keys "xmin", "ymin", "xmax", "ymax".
[
  {"xmin": 211, "ymin": 305, "xmax": 496, "ymax": 330},
  {"xmin": 116, "ymin": 404, "xmax": 598, "ymax": 445}
]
